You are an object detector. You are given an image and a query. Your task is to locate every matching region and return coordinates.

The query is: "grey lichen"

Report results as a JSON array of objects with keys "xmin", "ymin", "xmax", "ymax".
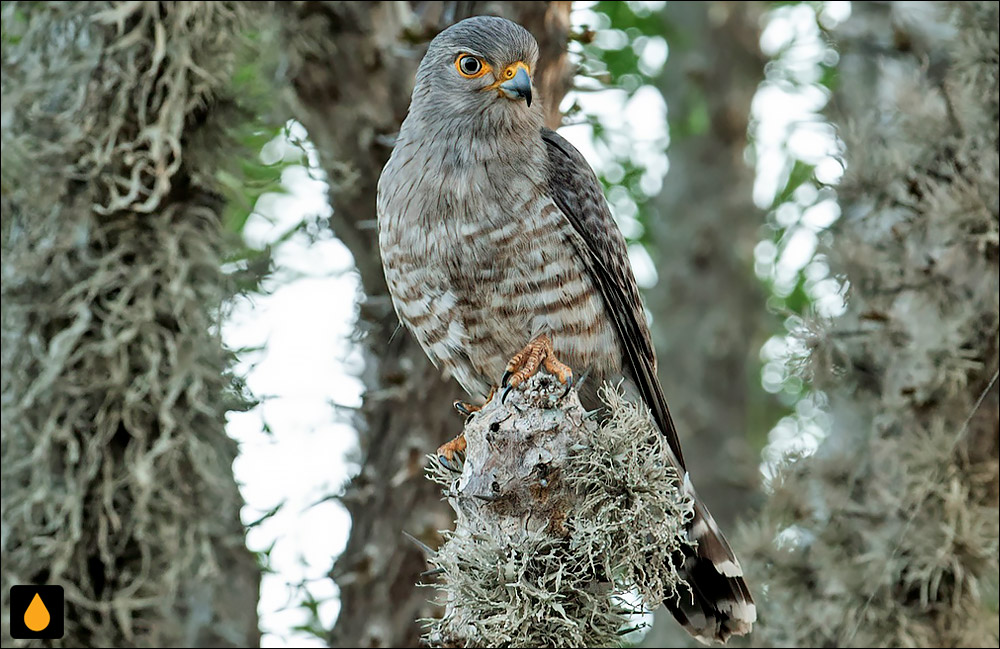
[
  {"xmin": 424, "ymin": 372, "xmax": 694, "ymax": 648},
  {"xmin": 742, "ymin": 2, "xmax": 999, "ymax": 647}
]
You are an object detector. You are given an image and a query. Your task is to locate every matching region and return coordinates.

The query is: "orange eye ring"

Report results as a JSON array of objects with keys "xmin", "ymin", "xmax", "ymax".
[{"xmin": 455, "ymin": 54, "xmax": 491, "ymax": 79}]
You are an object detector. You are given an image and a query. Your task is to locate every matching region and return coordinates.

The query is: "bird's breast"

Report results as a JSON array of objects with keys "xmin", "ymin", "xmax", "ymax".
[{"xmin": 379, "ymin": 155, "xmax": 621, "ymax": 397}]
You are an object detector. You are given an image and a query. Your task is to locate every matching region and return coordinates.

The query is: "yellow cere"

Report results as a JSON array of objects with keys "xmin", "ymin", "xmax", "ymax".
[
  {"xmin": 502, "ymin": 61, "xmax": 529, "ymax": 80},
  {"xmin": 482, "ymin": 61, "xmax": 531, "ymax": 93}
]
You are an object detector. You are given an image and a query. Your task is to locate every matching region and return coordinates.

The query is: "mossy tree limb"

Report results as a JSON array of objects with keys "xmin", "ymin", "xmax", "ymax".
[{"xmin": 425, "ymin": 373, "xmax": 694, "ymax": 648}]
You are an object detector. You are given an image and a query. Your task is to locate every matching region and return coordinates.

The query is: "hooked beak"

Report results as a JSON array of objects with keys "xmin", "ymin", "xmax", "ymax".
[{"xmin": 497, "ymin": 63, "xmax": 533, "ymax": 107}]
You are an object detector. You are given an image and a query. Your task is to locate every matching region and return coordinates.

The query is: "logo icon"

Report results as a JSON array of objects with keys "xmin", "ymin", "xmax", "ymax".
[{"xmin": 9, "ymin": 585, "xmax": 64, "ymax": 639}]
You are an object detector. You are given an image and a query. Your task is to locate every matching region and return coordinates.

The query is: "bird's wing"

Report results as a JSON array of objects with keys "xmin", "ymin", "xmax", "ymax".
[
  {"xmin": 540, "ymin": 127, "xmax": 686, "ymax": 470},
  {"xmin": 541, "ymin": 127, "xmax": 756, "ymax": 644}
]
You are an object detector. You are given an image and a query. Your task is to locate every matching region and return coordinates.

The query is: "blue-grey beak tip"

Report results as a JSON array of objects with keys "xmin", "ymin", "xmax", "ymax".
[{"xmin": 499, "ymin": 67, "xmax": 533, "ymax": 107}]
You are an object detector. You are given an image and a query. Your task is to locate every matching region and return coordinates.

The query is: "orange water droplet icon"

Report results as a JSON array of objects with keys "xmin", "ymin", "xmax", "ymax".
[{"xmin": 24, "ymin": 592, "xmax": 51, "ymax": 632}]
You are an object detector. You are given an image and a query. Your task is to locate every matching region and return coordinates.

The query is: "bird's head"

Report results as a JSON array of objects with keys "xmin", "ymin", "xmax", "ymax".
[{"xmin": 411, "ymin": 16, "xmax": 541, "ymax": 130}]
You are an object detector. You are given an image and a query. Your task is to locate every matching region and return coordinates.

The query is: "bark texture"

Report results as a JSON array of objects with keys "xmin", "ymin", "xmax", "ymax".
[
  {"xmin": 745, "ymin": 2, "xmax": 999, "ymax": 645},
  {"xmin": 279, "ymin": 3, "xmax": 573, "ymax": 646},
  {"xmin": 1, "ymin": 2, "xmax": 264, "ymax": 646}
]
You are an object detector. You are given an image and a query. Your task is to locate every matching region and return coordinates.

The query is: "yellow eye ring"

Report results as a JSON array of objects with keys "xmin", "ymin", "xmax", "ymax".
[{"xmin": 455, "ymin": 54, "xmax": 491, "ymax": 79}]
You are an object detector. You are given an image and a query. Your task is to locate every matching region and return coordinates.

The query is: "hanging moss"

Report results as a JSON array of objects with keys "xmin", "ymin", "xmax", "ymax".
[
  {"xmin": 1, "ymin": 2, "xmax": 278, "ymax": 645},
  {"xmin": 743, "ymin": 2, "xmax": 999, "ymax": 647}
]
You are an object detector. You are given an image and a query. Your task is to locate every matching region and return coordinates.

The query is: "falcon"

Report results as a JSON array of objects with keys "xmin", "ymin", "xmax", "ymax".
[{"xmin": 377, "ymin": 15, "xmax": 755, "ymax": 644}]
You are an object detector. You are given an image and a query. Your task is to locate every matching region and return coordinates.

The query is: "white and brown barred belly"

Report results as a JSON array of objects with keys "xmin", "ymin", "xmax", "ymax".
[{"xmin": 380, "ymin": 189, "xmax": 620, "ymax": 401}]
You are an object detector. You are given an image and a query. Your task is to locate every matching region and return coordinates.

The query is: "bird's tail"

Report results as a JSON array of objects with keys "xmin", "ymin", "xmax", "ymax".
[{"xmin": 665, "ymin": 473, "xmax": 757, "ymax": 645}]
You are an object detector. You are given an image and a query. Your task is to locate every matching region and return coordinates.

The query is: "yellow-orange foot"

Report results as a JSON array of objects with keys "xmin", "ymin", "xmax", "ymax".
[
  {"xmin": 453, "ymin": 386, "xmax": 497, "ymax": 418},
  {"xmin": 437, "ymin": 433, "xmax": 467, "ymax": 472},
  {"xmin": 501, "ymin": 334, "xmax": 573, "ymax": 400}
]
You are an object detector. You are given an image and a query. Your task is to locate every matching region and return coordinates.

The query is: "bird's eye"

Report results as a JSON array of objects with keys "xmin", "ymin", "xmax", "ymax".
[
  {"xmin": 458, "ymin": 56, "xmax": 481, "ymax": 75},
  {"xmin": 455, "ymin": 55, "xmax": 488, "ymax": 78}
]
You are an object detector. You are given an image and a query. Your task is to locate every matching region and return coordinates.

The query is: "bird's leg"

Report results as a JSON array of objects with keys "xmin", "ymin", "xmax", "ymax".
[
  {"xmin": 436, "ymin": 433, "xmax": 467, "ymax": 471},
  {"xmin": 453, "ymin": 386, "xmax": 497, "ymax": 418},
  {"xmin": 501, "ymin": 333, "xmax": 574, "ymax": 390},
  {"xmin": 439, "ymin": 387, "xmax": 497, "ymax": 470}
]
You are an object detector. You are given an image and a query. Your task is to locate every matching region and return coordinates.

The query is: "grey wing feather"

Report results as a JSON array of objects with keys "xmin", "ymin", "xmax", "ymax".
[
  {"xmin": 540, "ymin": 127, "xmax": 686, "ymax": 470},
  {"xmin": 541, "ymin": 127, "xmax": 756, "ymax": 644}
]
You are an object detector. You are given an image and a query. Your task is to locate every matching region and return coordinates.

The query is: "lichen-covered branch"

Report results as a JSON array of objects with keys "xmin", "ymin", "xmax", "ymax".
[{"xmin": 424, "ymin": 373, "xmax": 694, "ymax": 648}]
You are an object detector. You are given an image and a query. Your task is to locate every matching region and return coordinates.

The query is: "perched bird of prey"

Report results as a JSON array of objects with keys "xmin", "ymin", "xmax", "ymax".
[{"xmin": 377, "ymin": 15, "xmax": 755, "ymax": 644}]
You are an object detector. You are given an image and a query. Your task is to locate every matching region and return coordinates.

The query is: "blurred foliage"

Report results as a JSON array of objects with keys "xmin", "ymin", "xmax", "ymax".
[
  {"xmin": 569, "ymin": 1, "xmax": 669, "ymax": 251},
  {"xmin": 218, "ymin": 128, "xmax": 293, "ymax": 235},
  {"xmin": 745, "ymin": 1, "xmax": 1000, "ymax": 644},
  {"xmin": 217, "ymin": 122, "xmax": 306, "ymax": 297},
  {"xmin": 750, "ymin": 2, "xmax": 845, "ymax": 411},
  {"xmin": 756, "ymin": 4, "xmax": 843, "ymax": 309}
]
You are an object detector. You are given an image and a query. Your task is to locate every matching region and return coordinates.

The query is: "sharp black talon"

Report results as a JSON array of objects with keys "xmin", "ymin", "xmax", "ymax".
[
  {"xmin": 560, "ymin": 372, "xmax": 575, "ymax": 399},
  {"xmin": 453, "ymin": 400, "xmax": 476, "ymax": 418},
  {"xmin": 560, "ymin": 366, "xmax": 589, "ymax": 399},
  {"xmin": 438, "ymin": 455, "xmax": 462, "ymax": 473},
  {"xmin": 501, "ymin": 370, "xmax": 513, "ymax": 387},
  {"xmin": 473, "ymin": 493, "xmax": 500, "ymax": 502},
  {"xmin": 420, "ymin": 567, "xmax": 446, "ymax": 578},
  {"xmin": 501, "ymin": 384, "xmax": 514, "ymax": 404}
]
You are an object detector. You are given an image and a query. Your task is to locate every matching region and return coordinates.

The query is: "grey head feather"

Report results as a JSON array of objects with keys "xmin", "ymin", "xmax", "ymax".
[
  {"xmin": 406, "ymin": 16, "xmax": 543, "ymax": 134},
  {"xmin": 425, "ymin": 15, "xmax": 539, "ymax": 71},
  {"xmin": 379, "ymin": 16, "xmax": 551, "ymax": 238}
]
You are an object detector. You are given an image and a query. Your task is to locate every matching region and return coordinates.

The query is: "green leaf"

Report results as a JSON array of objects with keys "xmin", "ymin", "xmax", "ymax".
[
  {"xmin": 783, "ymin": 275, "xmax": 812, "ymax": 314},
  {"xmin": 772, "ymin": 160, "xmax": 816, "ymax": 209},
  {"xmin": 818, "ymin": 62, "xmax": 839, "ymax": 91}
]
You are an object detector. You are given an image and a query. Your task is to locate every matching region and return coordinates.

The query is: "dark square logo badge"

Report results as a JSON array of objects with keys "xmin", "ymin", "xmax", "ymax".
[{"xmin": 9, "ymin": 585, "xmax": 64, "ymax": 639}]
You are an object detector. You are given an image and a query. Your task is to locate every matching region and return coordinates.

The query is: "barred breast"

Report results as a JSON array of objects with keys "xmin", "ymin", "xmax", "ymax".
[{"xmin": 379, "ymin": 147, "xmax": 621, "ymax": 400}]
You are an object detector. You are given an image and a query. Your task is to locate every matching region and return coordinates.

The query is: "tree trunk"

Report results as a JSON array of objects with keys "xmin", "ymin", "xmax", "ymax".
[
  {"xmin": 280, "ymin": 3, "xmax": 573, "ymax": 646},
  {"xmin": 642, "ymin": 2, "xmax": 771, "ymax": 644},
  {"xmin": 746, "ymin": 2, "xmax": 999, "ymax": 645},
  {"xmin": 649, "ymin": 0, "xmax": 770, "ymax": 541},
  {"xmin": 1, "ymin": 2, "xmax": 264, "ymax": 646}
]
